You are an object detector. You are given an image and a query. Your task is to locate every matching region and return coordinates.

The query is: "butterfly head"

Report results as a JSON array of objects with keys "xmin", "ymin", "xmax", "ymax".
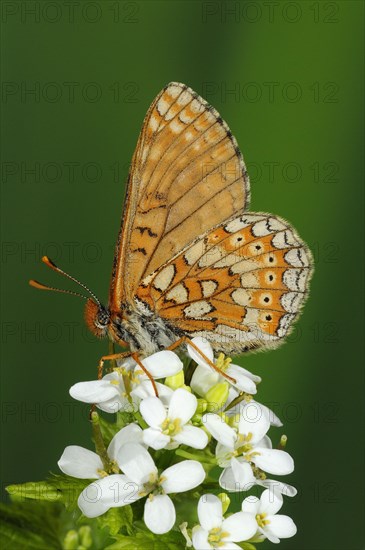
[{"xmin": 84, "ymin": 299, "xmax": 110, "ymax": 338}]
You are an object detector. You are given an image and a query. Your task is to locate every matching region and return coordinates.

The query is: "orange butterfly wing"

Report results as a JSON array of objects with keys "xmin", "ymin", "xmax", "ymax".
[
  {"xmin": 109, "ymin": 82, "xmax": 250, "ymax": 311},
  {"xmin": 136, "ymin": 213, "xmax": 312, "ymax": 353}
]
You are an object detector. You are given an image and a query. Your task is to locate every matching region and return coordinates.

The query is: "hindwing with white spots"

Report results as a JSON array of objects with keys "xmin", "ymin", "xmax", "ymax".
[{"xmin": 136, "ymin": 212, "xmax": 312, "ymax": 354}]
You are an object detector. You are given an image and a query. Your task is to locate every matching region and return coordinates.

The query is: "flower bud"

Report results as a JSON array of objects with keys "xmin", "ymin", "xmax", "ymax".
[
  {"xmin": 78, "ymin": 526, "xmax": 92, "ymax": 548},
  {"xmin": 217, "ymin": 492, "xmax": 230, "ymax": 515},
  {"xmin": 165, "ymin": 370, "xmax": 185, "ymax": 389},
  {"xmin": 279, "ymin": 434, "xmax": 288, "ymax": 449},
  {"xmin": 63, "ymin": 530, "xmax": 79, "ymax": 550},
  {"xmin": 205, "ymin": 382, "xmax": 229, "ymax": 412},
  {"xmin": 196, "ymin": 398, "xmax": 208, "ymax": 414}
]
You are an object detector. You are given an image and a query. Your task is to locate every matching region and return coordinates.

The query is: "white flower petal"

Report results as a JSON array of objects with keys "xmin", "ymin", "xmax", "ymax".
[
  {"xmin": 219, "ymin": 466, "xmax": 240, "ymax": 492},
  {"xmin": 256, "ymin": 435, "xmax": 272, "ymax": 449},
  {"xmin": 222, "ymin": 511, "xmax": 257, "ymax": 542},
  {"xmin": 168, "ymin": 388, "xmax": 197, "ymax": 424},
  {"xmin": 144, "ymin": 494, "xmax": 176, "ymax": 534},
  {"xmin": 219, "ymin": 458, "xmax": 256, "ymax": 493},
  {"xmin": 140, "ymin": 397, "xmax": 167, "ymax": 428},
  {"xmin": 241, "ymin": 495, "xmax": 260, "ymax": 515},
  {"xmin": 191, "ymin": 365, "xmax": 220, "ymax": 397},
  {"xmin": 78, "ymin": 474, "xmax": 139, "ymax": 518},
  {"xmin": 58, "ymin": 446, "xmax": 103, "ymax": 479},
  {"xmin": 192, "ymin": 527, "xmax": 213, "ymax": 550},
  {"xmin": 202, "ymin": 414, "xmax": 237, "ymax": 448},
  {"xmin": 154, "ymin": 382, "xmax": 174, "ymax": 405},
  {"xmin": 252, "ymin": 449, "xmax": 294, "ymax": 475},
  {"xmin": 219, "ymin": 543, "xmax": 242, "ymax": 550},
  {"xmin": 259, "ymin": 403, "xmax": 283, "ymax": 427},
  {"xmin": 258, "ymin": 479, "xmax": 297, "ymax": 497},
  {"xmin": 230, "ymin": 458, "xmax": 255, "ymax": 490},
  {"xmin": 225, "ymin": 365, "xmax": 257, "ymax": 394},
  {"xmin": 142, "ymin": 427, "xmax": 170, "ymax": 450},
  {"xmin": 216, "ymin": 443, "xmax": 234, "ymax": 467},
  {"xmin": 197, "ymin": 494, "xmax": 223, "ymax": 530},
  {"xmin": 131, "ymin": 380, "xmax": 173, "ymax": 406},
  {"xmin": 165, "ymin": 440, "xmax": 180, "ymax": 451},
  {"xmin": 97, "ymin": 396, "xmax": 125, "ymax": 414},
  {"xmin": 161, "ymin": 460, "xmax": 205, "ymax": 493},
  {"xmin": 187, "ymin": 337, "xmax": 214, "ymax": 368},
  {"xmin": 230, "ymin": 363, "xmax": 261, "ymax": 384},
  {"xmin": 117, "ymin": 443, "xmax": 157, "ymax": 484},
  {"xmin": 173, "ymin": 425, "xmax": 208, "ymax": 449},
  {"xmin": 69, "ymin": 379, "xmax": 119, "ymax": 404},
  {"xmin": 261, "ymin": 527, "xmax": 279, "ymax": 544},
  {"xmin": 102, "ymin": 372, "xmax": 122, "ymax": 383},
  {"xmin": 140, "ymin": 350, "xmax": 183, "ymax": 379},
  {"xmin": 107, "ymin": 423, "xmax": 143, "ymax": 461},
  {"xmin": 264, "ymin": 514, "xmax": 297, "ymax": 541},
  {"xmin": 238, "ymin": 402, "xmax": 270, "ymax": 443},
  {"xmin": 116, "ymin": 357, "xmax": 136, "ymax": 370},
  {"xmin": 259, "ymin": 488, "xmax": 283, "ymax": 515}
]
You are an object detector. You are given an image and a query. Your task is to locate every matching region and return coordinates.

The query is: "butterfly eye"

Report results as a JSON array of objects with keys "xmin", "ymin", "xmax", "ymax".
[{"xmin": 96, "ymin": 309, "xmax": 110, "ymax": 328}]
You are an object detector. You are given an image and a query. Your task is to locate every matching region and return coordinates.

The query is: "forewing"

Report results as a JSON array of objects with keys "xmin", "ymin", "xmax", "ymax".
[
  {"xmin": 136, "ymin": 213, "xmax": 312, "ymax": 353},
  {"xmin": 109, "ymin": 82, "xmax": 250, "ymax": 310}
]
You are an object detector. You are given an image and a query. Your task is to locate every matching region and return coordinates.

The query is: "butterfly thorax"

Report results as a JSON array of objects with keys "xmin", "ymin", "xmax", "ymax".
[
  {"xmin": 85, "ymin": 296, "xmax": 179, "ymax": 355},
  {"xmin": 109, "ymin": 301, "xmax": 180, "ymax": 356}
]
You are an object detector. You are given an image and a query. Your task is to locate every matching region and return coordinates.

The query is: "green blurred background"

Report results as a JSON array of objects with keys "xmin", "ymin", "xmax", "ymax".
[{"xmin": 1, "ymin": 1, "xmax": 364, "ymax": 548}]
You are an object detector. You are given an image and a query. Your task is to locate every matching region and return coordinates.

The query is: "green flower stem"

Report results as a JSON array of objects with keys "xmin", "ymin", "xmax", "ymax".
[
  {"xmin": 175, "ymin": 449, "xmax": 216, "ymax": 464},
  {"xmin": 108, "ymin": 341, "xmax": 117, "ymax": 370},
  {"xmin": 122, "ymin": 372, "xmax": 132, "ymax": 395},
  {"xmin": 134, "ymin": 410, "xmax": 149, "ymax": 429},
  {"xmin": 91, "ymin": 411, "xmax": 113, "ymax": 471},
  {"xmin": 224, "ymin": 391, "xmax": 250, "ymax": 412}
]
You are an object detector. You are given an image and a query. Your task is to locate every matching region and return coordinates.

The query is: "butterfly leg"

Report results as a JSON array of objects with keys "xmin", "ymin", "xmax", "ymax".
[
  {"xmin": 98, "ymin": 351, "xmax": 132, "ymax": 379},
  {"xmin": 130, "ymin": 353, "xmax": 159, "ymax": 397},
  {"xmin": 167, "ymin": 337, "xmax": 237, "ymax": 384},
  {"xmin": 98, "ymin": 351, "xmax": 158, "ymax": 396}
]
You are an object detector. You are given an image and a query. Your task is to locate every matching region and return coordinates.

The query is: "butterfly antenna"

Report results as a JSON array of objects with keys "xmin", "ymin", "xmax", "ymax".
[
  {"xmin": 29, "ymin": 279, "xmax": 89, "ymax": 300},
  {"xmin": 29, "ymin": 256, "xmax": 101, "ymax": 305}
]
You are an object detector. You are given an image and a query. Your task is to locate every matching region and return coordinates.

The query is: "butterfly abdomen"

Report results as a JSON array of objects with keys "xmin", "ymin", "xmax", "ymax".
[{"xmin": 110, "ymin": 304, "xmax": 181, "ymax": 356}]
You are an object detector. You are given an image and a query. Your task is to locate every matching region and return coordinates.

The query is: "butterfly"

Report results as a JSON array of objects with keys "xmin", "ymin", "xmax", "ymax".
[{"xmin": 30, "ymin": 82, "xmax": 312, "ymax": 373}]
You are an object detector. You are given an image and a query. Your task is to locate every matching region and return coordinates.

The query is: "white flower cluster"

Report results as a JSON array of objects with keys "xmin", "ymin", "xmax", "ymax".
[{"xmin": 58, "ymin": 337, "xmax": 297, "ymax": 546}]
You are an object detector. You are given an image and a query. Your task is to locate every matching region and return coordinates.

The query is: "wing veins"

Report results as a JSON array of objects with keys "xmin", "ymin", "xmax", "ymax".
[
  {"xmin": 196, "ymin": 246, "xmax": 306, "ymax": 280},
  {"xmin": 144, "ymin": 96, "xmax": 202, "ymax": 189},
  {"xmin": 159, "ymin": 284, "xmax": 304, "ymax": 311},
  {"xmin": 148, "ymin": 175, "xmax": 242, "ymax": 248},
  {"xmin": 151, "ymin": 116, "xmax": 229, "ymax": 192},
  {"xmin": 144, "ymin": 111, "xmax": 220, "ymax": 203},
  {"xmin": 141, "ymin": 163, "xmax": 241, "ymax": 280}
]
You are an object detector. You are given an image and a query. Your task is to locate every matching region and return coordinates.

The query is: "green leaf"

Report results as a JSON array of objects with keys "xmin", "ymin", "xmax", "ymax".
[
  {"xmin": 98, "ymin": 414, "xmax": 118, "ymax": 445},
  {"xmin": 106, "ymin": 529, "xmax": 184, "ymax": 550},
  {"xmin": 116, "ymin": 410, "xmax": 135, "ymax": 429},
  {"xmin": 6, "ymin": 480, "xmax": 62, "ymax": 504},
  {"xmin": 173, "ymin": 492, "xmax": 199, "ymax": 528},
  {"xmin": 0, "ymin": 501, "xmax": 62, "ymax": 549},
  {"xmin": 0, "ymin": 498, "xmax": 117, "ymax": 550},
  {"xmin": 97, "ymin": 506, "xmax": 134, "ymax": 536},
  {"xmin": 6, "ymin": 474, "xmax": 90, "ymax": 511}
]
